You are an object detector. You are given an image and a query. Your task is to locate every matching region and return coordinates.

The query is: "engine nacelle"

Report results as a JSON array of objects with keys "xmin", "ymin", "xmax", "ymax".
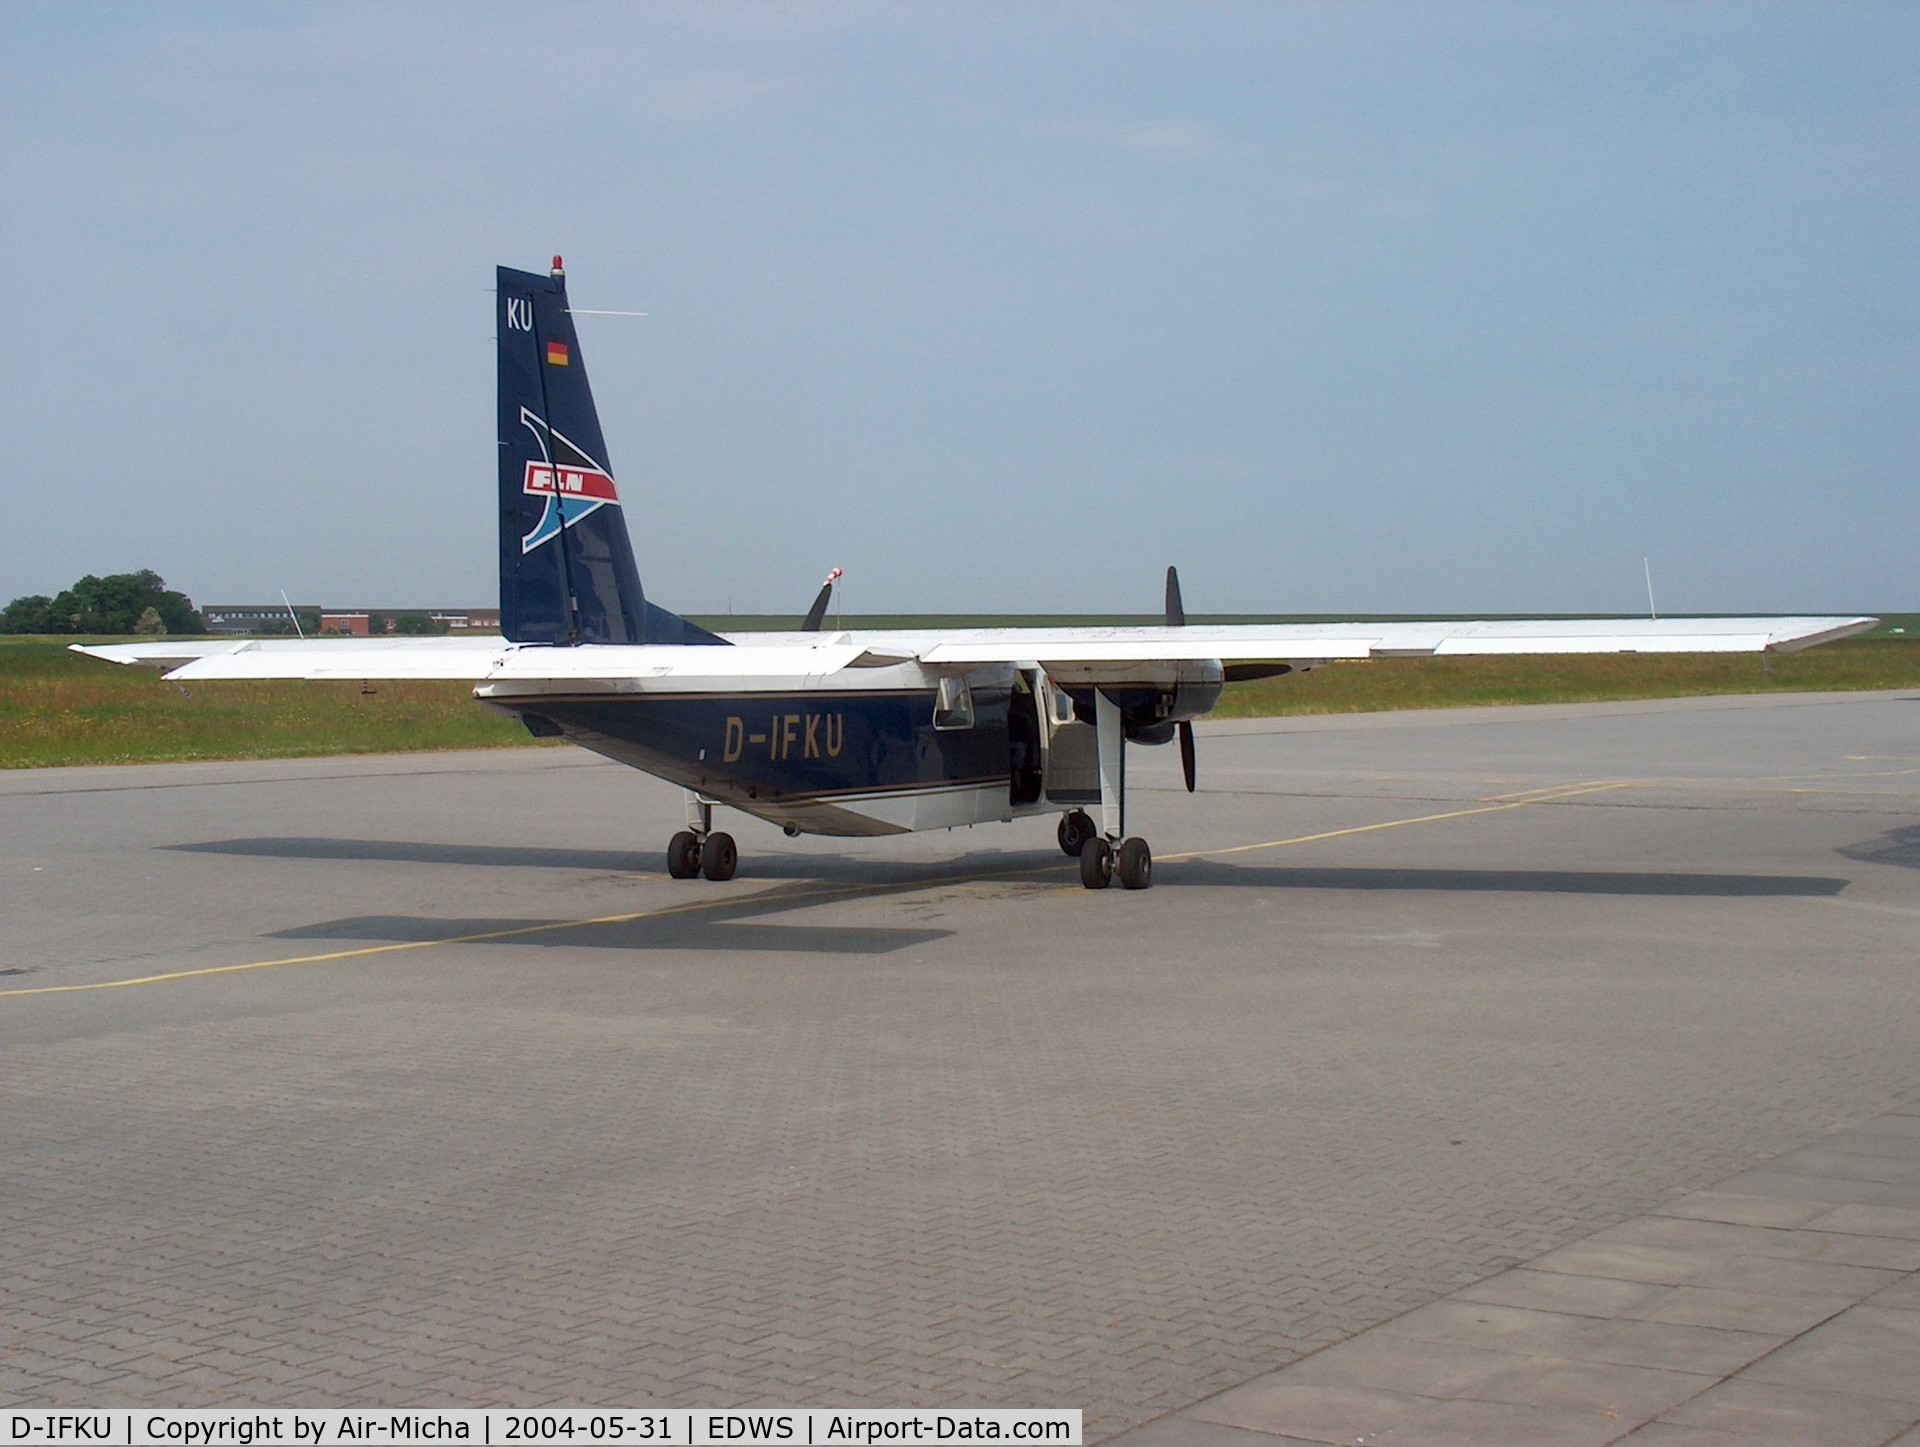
[
  {"xmin": 1064, "ymin": 663, "xmax": 1224, "ymax": 745},
  {"xmin": 1161, "ymin": 674, "xmax": 1225, "ymax": 724}
]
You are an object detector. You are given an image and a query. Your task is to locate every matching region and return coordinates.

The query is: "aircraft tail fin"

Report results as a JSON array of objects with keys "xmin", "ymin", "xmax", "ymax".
[{"xmin": 496, "ymin": 258, "xmax": 724, "ymax": 646}]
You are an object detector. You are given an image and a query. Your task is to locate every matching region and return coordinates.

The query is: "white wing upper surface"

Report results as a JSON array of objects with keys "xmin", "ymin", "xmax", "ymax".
[
  {"xmin": 71, "ymin": 615, "xmax": 1877, "ymax": 687},
  {"xmin": 844, "ymin": 615, "xmax": 1880, "ymax": 684},
  {"xmin": 69, "ymin": 636, "xmax": 867, "ymax": 682},
  {"xmin": 876, "ymin": 616, "xmax": 1878, "ymax": 662},
  {"xmin": 73, "ymin": 635, "xmax": 515, "ymax": 680}
]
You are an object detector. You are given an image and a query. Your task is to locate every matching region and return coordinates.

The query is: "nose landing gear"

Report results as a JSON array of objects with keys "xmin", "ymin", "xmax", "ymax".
[{"xmin": 1057, "ymin": 809, "xmax": 1097, "ymax": 857}]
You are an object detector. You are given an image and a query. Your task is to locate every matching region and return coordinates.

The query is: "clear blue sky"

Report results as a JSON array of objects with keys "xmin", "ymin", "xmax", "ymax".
[{"xmin": 2, "ymin": 2, "xmax": 1912, "ymax": 615}]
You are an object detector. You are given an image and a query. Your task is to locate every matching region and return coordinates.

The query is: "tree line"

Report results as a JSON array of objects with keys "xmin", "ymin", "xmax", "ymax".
[
  {"xmin": 1, "ymin": 571, "xmax": 204, "ymax": 635},
  {"xmin": 0, "ymin": 572, "xmax": 455, "ymax": 636}
]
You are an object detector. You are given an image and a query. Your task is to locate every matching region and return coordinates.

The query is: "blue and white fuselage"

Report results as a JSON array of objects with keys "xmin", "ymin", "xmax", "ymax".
[
  {"xmin": 470, "ymin": 625, "xmax": 1234, "ymax": 838},
  {"xmin": 480, "ymin": 647, "xmax": 1039, "ymax": 837}
]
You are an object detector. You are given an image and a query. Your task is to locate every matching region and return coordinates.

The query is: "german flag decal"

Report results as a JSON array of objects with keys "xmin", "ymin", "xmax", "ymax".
[{"xmin": 546, "ymin": 339, "xmax": 569, "ymax": 366}]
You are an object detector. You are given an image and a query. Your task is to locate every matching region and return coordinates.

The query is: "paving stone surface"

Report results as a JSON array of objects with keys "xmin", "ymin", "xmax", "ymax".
[
  {"xmin": 1116, "ymin": 1110, "xmax": 1920, "ymax": 1446},
  {"xmin": 3, "ymin": 691, "xmax": 1918, "ymax": 1438}
]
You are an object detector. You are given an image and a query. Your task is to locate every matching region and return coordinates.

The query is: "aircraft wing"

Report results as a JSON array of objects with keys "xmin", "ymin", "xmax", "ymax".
[
  {"xmin": 73, "ymin": 615, "xmax": 1877, "ymax": 688},
  {"xmin": 66, "ymin": 639, "xmax": 265, "ymax": 671},
  {"xmin": 69, "ymin": 636, "xmax": 870, "ymax": 683},
  {"xmin": 848, "ymin": 615, "xmax": 1880, "ymax": 683},
  {"xmin": 72, "ymin": 636, "xmax": 516, "ymax": 680}
]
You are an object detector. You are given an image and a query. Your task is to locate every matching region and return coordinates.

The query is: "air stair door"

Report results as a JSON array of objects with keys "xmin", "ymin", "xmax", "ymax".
[
  {"xmin": 1008, "ymin": 670, "xmax": 1045, "ymax": 806},
  {"xmin": 1037, "ymin": 671, "xmax": 1100, "ymax": 806}
]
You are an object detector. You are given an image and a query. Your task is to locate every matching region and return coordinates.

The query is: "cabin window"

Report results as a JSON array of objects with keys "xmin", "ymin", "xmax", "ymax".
[{"xmin": 932, "ymin": 676, "xmax": 975, "ymax": 731}]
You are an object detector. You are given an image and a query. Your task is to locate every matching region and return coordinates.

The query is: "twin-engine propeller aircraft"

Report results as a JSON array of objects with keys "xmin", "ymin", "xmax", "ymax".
[{"xmin": 79, "ymin": 258, "xmax": 1877, "ymax": 890}]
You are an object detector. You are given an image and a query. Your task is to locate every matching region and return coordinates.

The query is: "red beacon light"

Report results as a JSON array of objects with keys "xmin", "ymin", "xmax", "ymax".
[{"xmin": 551, "ymin": 254, "xmax": 565, "ymax": 277}]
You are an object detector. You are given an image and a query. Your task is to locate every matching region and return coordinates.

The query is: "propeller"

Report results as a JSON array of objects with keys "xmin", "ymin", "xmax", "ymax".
[
  {"xmin": 801, "ymin": 584, "xmax": 831, "ymax": 632},
  {"xmin": 801, "ymin": 567, "xmax": 843, "ymax": 632},
  {"xmin": 1167, "ymin": 566, "xmax": 1196, "ymax": 793}
]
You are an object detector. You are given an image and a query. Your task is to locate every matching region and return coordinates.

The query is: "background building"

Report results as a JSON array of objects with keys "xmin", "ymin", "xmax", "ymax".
[{"xmin": 203, "ymin": 606, "xmax": 500, "ymax": 636}]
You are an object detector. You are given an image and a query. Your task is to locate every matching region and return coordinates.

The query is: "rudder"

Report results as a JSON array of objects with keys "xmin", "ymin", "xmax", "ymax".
[{"xmin": 496, "ymin": 257, "xmax": 723, "ymax": 646}]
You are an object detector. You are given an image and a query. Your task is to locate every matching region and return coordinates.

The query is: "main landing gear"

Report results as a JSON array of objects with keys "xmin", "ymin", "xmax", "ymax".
[
  {"xmin": 1058, "ymin": 808, "xmax": 1152, "ymax": 889},
  {"xmin": 1061, "ymin": 689, "xmax": 1157, "ymax": 890},
  {"xmin": 1066, "ymin": 826, "xmax": 1153, "ymax": 890},
  {"xmin": 668, "ymin": 795, "xmax": 737, "ymax": 882},
  {"xmin": 666, "ymin": 829, "xmax": 737, "ymax": 881}
]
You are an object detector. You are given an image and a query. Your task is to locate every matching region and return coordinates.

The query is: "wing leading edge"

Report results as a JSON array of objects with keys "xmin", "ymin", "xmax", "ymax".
[
  {"xmin": 69, "ymin": 636, "xmax": 868, "ymax": 683},
  {"xmin": 72, "ymin": 636, "xmax": 515, "ymax": 680},
  {"xmin": 833, "ymin": 614, "xmax": 1878, "ymax": 686},
  {"xmin": 72, "ymin": 614, "xmax": 1877, "ymax": 688}
]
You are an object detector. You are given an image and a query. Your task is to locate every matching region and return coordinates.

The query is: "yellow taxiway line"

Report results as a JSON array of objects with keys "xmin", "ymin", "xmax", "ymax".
[
  {"xmin": 1156, "ymin": 780, "xmax": 1640, "ymax": 862},
  {"xmin": 0, "ymin": 881, "xmax": 881, "ymax": 1000},
  {"xmin": 0, "ymin": 778, "xmax": 1648, "ymax": 1001}
]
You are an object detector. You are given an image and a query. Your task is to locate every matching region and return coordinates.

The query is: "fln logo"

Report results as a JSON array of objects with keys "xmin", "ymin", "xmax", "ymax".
[{"xmin": 517, "ymin": 408, "xmax": 621, "ymax": 554}]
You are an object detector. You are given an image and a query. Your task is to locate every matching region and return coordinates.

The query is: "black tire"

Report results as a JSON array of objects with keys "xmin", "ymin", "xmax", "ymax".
[
  {"xmin": 667, "ymin": 830, "xmax": 701, "ymax": 879},
  {"xmin": 1057, "ymin": 809, "xmax": 1096, "ymax": 857},
  {"xmin": 1117, "ymin": 836, "xmax": 1153, "ymax": 890},
  {"xmin": 702, "ymin": 831, "xmax": 739, "ymax": 882},
  {"xmin": 1079, "ymin": 837, "xmax": 1114, "ymax": 890}
]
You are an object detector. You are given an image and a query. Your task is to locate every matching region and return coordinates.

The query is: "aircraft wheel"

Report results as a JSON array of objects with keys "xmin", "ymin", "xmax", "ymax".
[
  {"xmin": 667, "ymin": 830, "xmax": 702, "ymax": 879},
  {"xmin": 1079, "ymin": 837, "xmax": 1114, "ymax": 890},
  {"xmin": 702, "ymin": 831, "xmax": 739, "ymax": 882},
  {"xmin": 1117, "ymin": 837, "xmax": 1153, "ymax": 890},
  {"xmin": 1057, "ymin": 809, "xmax": 1096, "ymax": 857}
]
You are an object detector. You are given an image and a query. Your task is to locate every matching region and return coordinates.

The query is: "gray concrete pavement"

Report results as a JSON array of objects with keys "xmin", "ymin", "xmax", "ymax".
[
  {"xmin": 1114, "ymin": 1108, "xmax": 1920, "ymax": 1446},
  {"xmin": 2, "ymin": 690, "xmax": 1917, "ymax": 1437}
]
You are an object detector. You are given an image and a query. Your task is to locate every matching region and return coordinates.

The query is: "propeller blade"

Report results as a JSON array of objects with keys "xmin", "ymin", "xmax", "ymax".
[
  {"xmin": 1170, "ymin": 570, "xmax": 1194, "ymax": 789},
  {"xmin": 800, "ymin": 581, "xmax": 832, "ymax": 632},
  {"xmin": 802, "ymin": 566, "xmax": 844, "ymax": 632}
]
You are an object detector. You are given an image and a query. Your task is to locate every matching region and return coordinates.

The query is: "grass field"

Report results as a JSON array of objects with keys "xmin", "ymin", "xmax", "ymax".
[
  {"xmin": 4, "ymin": 620, "xmax": 1915, "ymax": 769},
  {"xmin": 0, "ymin": 639, "xmax": 528, "ymax": 769},
  {"xmin": 1214, "ymin": 634, "xmax": 1920, "ymax": 718}
]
